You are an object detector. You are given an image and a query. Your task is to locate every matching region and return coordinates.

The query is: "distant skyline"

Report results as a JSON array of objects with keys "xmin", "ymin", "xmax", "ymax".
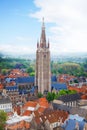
[{"xmin": 0, "ymin": 0, "xmax": 87, "ymax": 55}]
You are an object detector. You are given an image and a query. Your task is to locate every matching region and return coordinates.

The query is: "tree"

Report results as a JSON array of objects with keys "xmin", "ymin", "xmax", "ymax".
[
  {"xmin": 27, "ymin": 66, "xmax": 34, "ymax": 73},
  {"xmin": 37, "ymin": 92, "xmax": 43, "ymax": 98},
  {"xmin": 46, "ymin": 92, "xmax": 56, "ymax": 102},
  {"xmin": 0, "ymin": 110, "xmax": 7, "ymax": 130},
  {"xmin": 1, "ymin": 69, "xmax": 7, "ymax": 75},
  {"xmin": 29, "ymin": 72, "xmax": 35, "ymax": 76},
  {"xmin": 58, "ymin": 90, "xmax": 67, "ymax": 96}
]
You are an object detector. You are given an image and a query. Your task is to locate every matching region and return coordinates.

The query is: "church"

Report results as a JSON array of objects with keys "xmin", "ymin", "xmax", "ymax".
[{"xmin": 35, "ymin": 18, "xmax": 51, "ymax": 94}]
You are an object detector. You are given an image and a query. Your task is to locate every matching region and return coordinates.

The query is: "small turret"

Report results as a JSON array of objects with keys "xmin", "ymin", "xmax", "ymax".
[
  {"xmin": 48, "ymin": 39, "xmax": 50, "ymax": 48},
  {"xmin": 37, "ymin": 40, "xmax": 39, "ymax": 48}
]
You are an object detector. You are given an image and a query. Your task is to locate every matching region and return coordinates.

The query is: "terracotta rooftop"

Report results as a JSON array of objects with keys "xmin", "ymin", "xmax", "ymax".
[
  {"xmin": 0, "ymin": 75, "xmax": 5, "ymax": 79},
  {"xmin": 0, "ymin": 83, "xmax": 3, "ymax": 89},
  {"xmin": 6, "ymin": 120, "xmax": 30, "ymax": 130},
  {"xmin": 38, "ymin": 97, "xmax": 49, "ymax": 108},
  {"xmin": 68, "ymin": 85, "xmax": 87, "ymax": 93},
  {"xmin": 58, "ymin": 74, "xmax": 76, "ymax": 83},
  {"xmin": 23, "ymin": 101, "xmax": 38, "ymax": 108},
  {"xmin": 38, "ymin": 107, "xmax": 45, "ymax": 114},
  {"xmin": 35, "ymin": 110, "xmax": 69, "ymax": 125},
  {"xmin": 81, "ymin": 94, "xmax": 87, "ymax": 100},
  {"xmin": 22, "ymin": 110, "xmax": 31, "ymax": 116},
  {"xmin": 33, "ymin": 110, "xmax": 40, "ymax": 117},
  {"xmin": 9, "ymin": 69, "xmax": 29, "ymax": 78}
]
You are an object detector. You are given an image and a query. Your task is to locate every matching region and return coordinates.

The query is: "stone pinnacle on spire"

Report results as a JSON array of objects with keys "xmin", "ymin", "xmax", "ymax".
[
  {"xmin": 37, "ymin": 39, "xmax": 39, "ymax": 48},
  {"xmin": 48, "ymin": 39, "xmax": 50, "ymax": 48},
  {"xmin": 42, "ymin": 17, "xmax": 45, "ymax": 27},
  {"xmin": 40, "ymin": 17, "xmax": 46, "ymax": 48}
]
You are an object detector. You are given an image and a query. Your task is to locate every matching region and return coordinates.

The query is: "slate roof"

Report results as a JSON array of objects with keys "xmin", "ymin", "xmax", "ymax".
[
  {"xmin": 58, "ymin": 93, "xmax": 81, "ymax": 102},
  {"xmin": 16, "ymin": 76, "xmax": 35, "ymax": 84},
  {"xmin": 19, "ymin": 86, "xmax": 35, "ymax": 95},
  {"xmin": 19, "ymin": 90, "xmax": 27, "ymax": 94},
  {"xmin": 0, "ymin": 96, "xmax": 11, "ymax": 104},
  {"xmin": 51, "ymin": 75, "xmax": 57, "ymax": 82},
  {"xmin": 6, "ymin": 86, "xmax": 18, "ymax": 91},
  {"xmin": 5, "ymin": 78, "xmax": 14, "ymax": 83},
  {"xmin": 51, "ymin": 83, "xmax": 67, "ymax": 90},
  {"xmin": 69, "ymin": 114, "xmax": 84, "ymax": 121},
  {"xmin": 52, "ymin": 103, "xmax": 71, "ymax": 113},
  {"xmin": 62, "ymin": 119, "xmax": 85, "ymax": 130},
  {"xmin": 16, "ymin": 76, "xmax": 58, "ymax": 84}
]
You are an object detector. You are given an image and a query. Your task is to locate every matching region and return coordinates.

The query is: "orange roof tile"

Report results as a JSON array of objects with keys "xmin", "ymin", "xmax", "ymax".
[
  {"xmin": 0, "ymin": 84, "xmax": 3, "ymax": 89},
  {"xmin": 38, "ymin": 107, "xmax": 45, "ymax": 114},
  {"xmin": 22, "ymin": 110, "xmax": 31, "ymax": 116},
  {"xmin": 81, "ymin": 94, "xmax": 87, "ymax": 99},
  {"xmin": 6, "ymin": 120, "xmax": 30, "ymax": 130},
  {"xmin": 38, "ymin": 97, "xmax": 49, "ymax": 108},
  {"xmin": 0, "ymin": 75, "xmax": 5, "ymax": 79},
  {"xmin": 35, "ymin": 110, "xmax": 69, "ymax": 125},
  {"xmin": 68, "ymin": 85, "xmax": 87, "ymax": 93},
  {"xmin": 35, "ymin": 117, "xmax": 41, "ymax": 124},
  {"xmin": 25, "ymin": 122, "xmax": 30, "ymax": 128},
  {"xmin": 33, "ymin": 110, "xmax": 39, "ymax": 117},
  {"xmin": 38, "ymin": 97, "xmax": 47, "ymax": 102},
  {"xmin": 24, "ymin": 101, "xmax": 38, "ymax": 108}
]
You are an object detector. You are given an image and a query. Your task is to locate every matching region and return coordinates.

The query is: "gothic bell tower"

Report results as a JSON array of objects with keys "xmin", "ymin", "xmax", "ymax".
[{"xmin": 35, "ymin": 18, "xmax": 51, "ymax": 94}]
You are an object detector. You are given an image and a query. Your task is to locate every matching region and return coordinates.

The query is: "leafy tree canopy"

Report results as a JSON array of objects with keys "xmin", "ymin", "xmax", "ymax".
[
  {"xmin": 46, "ymin": 90, "xmax": 77, "ymax": 102},
  {"xmin": 0, "ymin": 110, "xmax": 7, "ymax": 130},
  {"xmin": 37, "ymin": 92, "xmax": 43, "ymax": 98}
]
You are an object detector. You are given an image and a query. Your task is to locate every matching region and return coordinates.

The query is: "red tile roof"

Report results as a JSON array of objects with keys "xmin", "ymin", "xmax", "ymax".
[
  {"xmin": 33, "ymin": 110, "xmax": 39, "ymax": 117},
  {"xmin": 35, "ymin": 110, "xmax": 69, "ymax": 125},
  {"xmin": 81, "ymin": 94, "xmax": 87, "ymax": 99},
  {"xmin": 0, "ymin": 84, "xmax": 3, "ymax": 89},
  {"xmin": 22, "ymin": 110, "xmax": 31, "ymax": 116},
  {"xmin": 68, "ymin": 85, "xmax": 87, "ymax": 93},
  {"xmin": 9, "ymin": 69, "xmax": 29, "ymax": 78},
  {"xmin": 38, "ymin": 107, "xmax": 45, "ymax": 114},
  {"xmin": 6, "ymin": 121, "xmax": 30, "ymax": 130},
  {"xmin": 23, "ymin": 101, "xmax": 38, "ymax": 108},
  {"xmin": 38, "ymin": 97, "xmax": 49, "ymax": 108}
]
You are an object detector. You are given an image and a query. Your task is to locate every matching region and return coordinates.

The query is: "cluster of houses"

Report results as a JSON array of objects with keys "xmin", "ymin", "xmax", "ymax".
[{"xmin": 0, "ymin": 69, "xmax": 87, "ymax": 130}]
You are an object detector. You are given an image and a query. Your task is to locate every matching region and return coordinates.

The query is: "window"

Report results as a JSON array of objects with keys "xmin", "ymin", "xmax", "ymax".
[{"xmin": 44, "ymin": 55, "xmax": 46, "ymax": 58}]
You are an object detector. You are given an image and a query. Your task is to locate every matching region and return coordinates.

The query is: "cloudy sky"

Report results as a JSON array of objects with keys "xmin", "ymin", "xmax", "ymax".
[{"xmin": 0, "ymin": 0, "xmax": 87, "ymax": 55}]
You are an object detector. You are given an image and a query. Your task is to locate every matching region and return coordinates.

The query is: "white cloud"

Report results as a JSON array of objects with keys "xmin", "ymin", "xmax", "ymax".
[
  {"xmin": 16, "ymin": 36, "xmax": 31, "ymax": 42},
  {"xmin": 0, "ymin": 44, "xmax": 36, "ymax": 55},
  {"xmin": 30, "ymin": 0, "xmax": 87, "ymax": 54}
]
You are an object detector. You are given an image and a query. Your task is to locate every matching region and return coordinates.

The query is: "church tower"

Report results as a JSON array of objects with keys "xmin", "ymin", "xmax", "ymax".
[{"xmin": 35, "ymin": 18, "xmax": 51, "ymax": 94}]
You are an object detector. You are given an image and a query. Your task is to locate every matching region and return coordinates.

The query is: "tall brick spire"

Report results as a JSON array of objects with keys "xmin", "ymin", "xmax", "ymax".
[
  {"xmin": 35, "ymin": 17, "xmax": 51, "ymax": 94},
  {"xmin": 40, "ymin": 18, "xmax": 46, "ymax": 48}
]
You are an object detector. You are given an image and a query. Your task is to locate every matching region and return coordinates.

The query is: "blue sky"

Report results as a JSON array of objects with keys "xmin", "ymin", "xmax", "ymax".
[{"xmin": 0, "ymin": 0, "xmax": 87, "ymax": 55}]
